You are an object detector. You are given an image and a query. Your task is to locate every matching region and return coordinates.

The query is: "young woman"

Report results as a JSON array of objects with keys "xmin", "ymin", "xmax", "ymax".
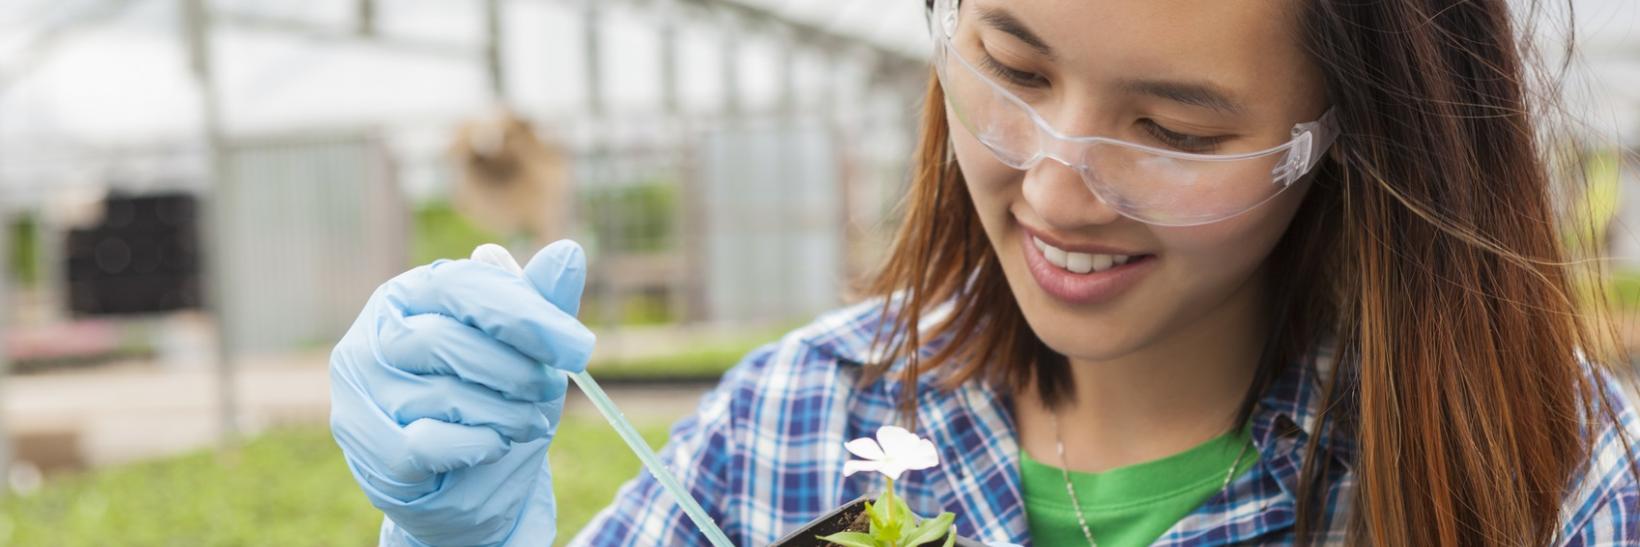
[{"xmin": 328, "ymin": 0, "xmax": 1640, "ymax": 544}]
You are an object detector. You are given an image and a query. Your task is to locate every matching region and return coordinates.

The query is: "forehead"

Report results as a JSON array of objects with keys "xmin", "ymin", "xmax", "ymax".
[{"xmin": 963, "ymin": 0, "xmax": 1321, "ymax": 113}]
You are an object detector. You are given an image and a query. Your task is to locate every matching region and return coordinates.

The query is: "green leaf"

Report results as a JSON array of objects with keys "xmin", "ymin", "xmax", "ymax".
[
  {"xmin": 877, "ymin": 518, "xmax": 903, "ymax": 543},
  {"xmin": 816, "ymin": 531, "xmax": 882, "ymax": 547},
  {"xmin": 866, "ymin": 501, "xmax": 889, "ymax": 531},
  {"xmin": 902, "ymin": 512, "xmax": 956, "ymax": 546},
  {"xmin": 894, "ymin": 501, "xmax": 917, "ymax": 536}
]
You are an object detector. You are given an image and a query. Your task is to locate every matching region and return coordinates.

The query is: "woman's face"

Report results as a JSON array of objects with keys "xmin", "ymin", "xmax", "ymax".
[{"xmin": 950, "ymin": 0, "xmax": 1330, "ymax": 362}]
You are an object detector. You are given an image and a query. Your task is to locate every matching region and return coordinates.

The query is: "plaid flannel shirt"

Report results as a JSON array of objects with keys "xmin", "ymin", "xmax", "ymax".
[{"xmin": 568, "ymin": 299, "xmax": 1640, "ymax": 546}]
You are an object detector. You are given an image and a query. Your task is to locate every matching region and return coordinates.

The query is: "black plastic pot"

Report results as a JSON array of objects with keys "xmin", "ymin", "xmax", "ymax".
[{"xmin": 768, "ymin": 496, "xmax": 988, "ymax": 547}]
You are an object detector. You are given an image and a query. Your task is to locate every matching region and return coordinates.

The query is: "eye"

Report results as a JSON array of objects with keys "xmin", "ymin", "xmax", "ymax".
[
  {"xmin": 979, "ymin": 52, "xmax": 1048, "ymax": 89},
  {"xmin": 1139, "ymin": 120, "xmax": 1231, "ymax": 153}
]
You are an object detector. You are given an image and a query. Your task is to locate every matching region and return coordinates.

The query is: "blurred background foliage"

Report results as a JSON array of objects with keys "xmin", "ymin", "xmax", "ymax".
[{"xmin": 0, "ymin": 419, "xmax": 672, "ymax": 547}]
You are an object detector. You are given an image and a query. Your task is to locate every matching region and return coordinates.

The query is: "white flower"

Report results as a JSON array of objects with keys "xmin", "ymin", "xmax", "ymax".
[{"xmin": 842, "ymin": 425, "xmax": 940, "ymax": 481}]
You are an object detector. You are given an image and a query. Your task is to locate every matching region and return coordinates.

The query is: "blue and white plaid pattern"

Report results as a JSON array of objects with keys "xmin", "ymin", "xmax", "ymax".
[{"xmin": 569, "ymin": 299, "xmax": 1640, "ymax": 546}]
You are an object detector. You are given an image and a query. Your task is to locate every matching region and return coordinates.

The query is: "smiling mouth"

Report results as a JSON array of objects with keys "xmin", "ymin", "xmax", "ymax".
[{"xmin": 1028, "ymin": 235, "xmax": 1154, "ymax": 274}]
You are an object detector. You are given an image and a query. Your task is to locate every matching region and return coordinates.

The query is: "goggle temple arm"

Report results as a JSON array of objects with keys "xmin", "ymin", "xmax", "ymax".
[{"xmin": 1272, "ymin": 109, "xmax": 1340, "ymax": 187}]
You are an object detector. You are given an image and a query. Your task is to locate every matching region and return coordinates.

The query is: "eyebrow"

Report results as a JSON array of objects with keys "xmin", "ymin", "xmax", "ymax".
[
  {"xmin": 1118, "ymin": 79, "xmax": 1245, "ymax": 116},
  {"xmin": 977, "ymin": 8, "xmax": 1054, "ymax": 58},
  {"xmin": 974, "ymin": 7, "xmax": 1244, "ymax": 117}
]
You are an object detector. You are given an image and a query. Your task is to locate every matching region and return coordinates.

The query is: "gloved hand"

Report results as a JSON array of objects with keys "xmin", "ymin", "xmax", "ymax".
[{"xmin": 329, "ymin": 241, "xmax": 594, "ymax": 546}]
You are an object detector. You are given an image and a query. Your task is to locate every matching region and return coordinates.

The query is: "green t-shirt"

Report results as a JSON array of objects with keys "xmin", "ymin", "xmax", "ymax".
[{"xmin": 1019, "ymin": 428, "xmax": 1259, "ymax": 547}]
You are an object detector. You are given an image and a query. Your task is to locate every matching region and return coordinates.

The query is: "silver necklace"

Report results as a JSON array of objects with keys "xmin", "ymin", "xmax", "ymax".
[{"xmin": 1048, "ymin": 414, "xmax": 1252, "ymax": 547}]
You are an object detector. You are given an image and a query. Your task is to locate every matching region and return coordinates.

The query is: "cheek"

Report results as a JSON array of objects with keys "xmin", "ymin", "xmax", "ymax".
[
  {"xmin": 948, "ymin": 111, "xmax": 1021, "ymax": 226},
  {"xmin": 1153, "ymin": 184, "xmax": 1309, "ymax": 284}
]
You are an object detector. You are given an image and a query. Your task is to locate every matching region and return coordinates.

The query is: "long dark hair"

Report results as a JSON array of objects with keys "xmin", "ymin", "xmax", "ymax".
[{"xmin": 868, "ymin": 0, "xmax": 1637, "ymax": 544}]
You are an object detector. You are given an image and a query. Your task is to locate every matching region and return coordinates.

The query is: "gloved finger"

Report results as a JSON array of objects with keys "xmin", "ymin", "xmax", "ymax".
[
  {"xmin": 469, "ymin": 242, "xmax": 585, "ymax": 318},
  {"xmin": 370, "ymin": 370, "xmax": 557, "ymax": 444},
  {"xmin": 330, "ymin": 354, "xmax": 509, "ymax": 499},
  {"xmin": 537, "ymin": 388, "xmax": 566, "ymax": 435},
  {"xmin": 401, "ymin": 418, "xmax": 515, "ymax": 475},
  {"xmin": 470, "ymin": 243, "xmax": 524, "ymax": 276},
  {"xmin": 380, "ymin": 313, "xmax": 567, "ymax": 403},
  {"xmin": 524, "ymin": 240, "xmax": 587, "ymax": 317},
  {"xmin": 389, "ymin": 260, "xmax": 594, "ymax": 374},
  {"xmin": 381, "ymin": 436, "xmax": 554, "ymax": 546}
]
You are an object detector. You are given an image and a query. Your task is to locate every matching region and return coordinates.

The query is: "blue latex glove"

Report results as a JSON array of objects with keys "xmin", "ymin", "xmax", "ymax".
[{"xmin": 330, "ymin": 241, "xmax": 594, "ymax": 547}]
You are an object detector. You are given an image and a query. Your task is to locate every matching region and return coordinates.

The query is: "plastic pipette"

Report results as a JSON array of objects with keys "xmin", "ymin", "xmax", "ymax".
[{"xmin": 470, "ymin": 245, "xmax": 734, "ymax": 547}]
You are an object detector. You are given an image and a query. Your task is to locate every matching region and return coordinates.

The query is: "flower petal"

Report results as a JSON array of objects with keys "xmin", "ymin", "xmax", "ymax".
[
  {"xmin": 844, "ymin": 437, "xmax": 886, "ymax": 461},
  {"xmin": 903, "ymin": 438, "xmax": 940, "ymax": 470},
  {"xmin": 843, "ymin": 460, "xmax": 881, "ymax": 477},
  {"xmin": 875, "ymin": 425, "xmax": 921, "ymax": 456}
]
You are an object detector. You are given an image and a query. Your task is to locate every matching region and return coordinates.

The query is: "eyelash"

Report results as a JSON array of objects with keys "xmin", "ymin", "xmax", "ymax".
[
  {"xmin": 980, "ymin": 52, "xmax": 1230, "ymax": 153},
  {"xmin": 1139, "ymin": 120, "xmax": 1230, "ymax": 153},
  {"xmin": 979, "ymin": 53, "xmax": 1048, "ymax": 88}
]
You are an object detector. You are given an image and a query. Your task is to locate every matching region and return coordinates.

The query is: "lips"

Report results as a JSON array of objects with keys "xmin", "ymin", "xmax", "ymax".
[
  {"xmin": 1030, "ymin": 236, "xmax": 1140, "ymax": 274},
  {"xmin": 1018, "ymin": 227, "xmax": 1155, "ymax": 305}
]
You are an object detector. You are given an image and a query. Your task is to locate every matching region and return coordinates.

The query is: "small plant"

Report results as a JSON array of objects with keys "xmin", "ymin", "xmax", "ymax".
[{"xmin": 818, "ymin": 426, "xmax": 957, "ymax": 547}]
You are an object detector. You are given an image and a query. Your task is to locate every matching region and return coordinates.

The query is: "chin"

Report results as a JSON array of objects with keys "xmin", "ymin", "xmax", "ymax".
[
  {"xmin": 1012, "ymin": 286, "xmax": 1159, "ymax": 363},
  {"xmin": 1041, "ymin": 324, "xmax": 1150, "ymax": 364}
]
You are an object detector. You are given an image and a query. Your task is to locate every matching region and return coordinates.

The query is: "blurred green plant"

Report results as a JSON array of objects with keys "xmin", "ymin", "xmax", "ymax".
[
  {"xmin": 1564, "ymin": 150, "xmax": 1622, "ymax": 254},
  {"xmin": 581, "ymin": 291, "xmax": 675, "ymax": 327},
  {"xmin": 550, "ymin": 417, "xmax": 671, "ymax": 543},
  {"xmin": 589, "ymin": 330, "xmax": 785, "ymax": 380},
  {"xmin": 584, "ymin": 180, "xmax": 677, "ymax": 254},
  {"xmin": 412, "ymin": 185, "xmax": 681, "ymax": 327},
  {"xmin": 413, "ymin": 178, "xmax": 678, "ymax": 266},
  {"xmin": 0, "ymin": 427, "xmax": 378, "ymax": 546},
  {"xmin": 1607, "ymin": 269, "xmax": 1640, "ymax": 312},
  {"xmin": 1566, "ymin": 152, "xmax": 1640, "ymax": 316},
  {"xmin": 9, "ymin": 214, "xmax": 38, "ymax": 287},
  {"xmin": 0, "ymin": 418, "xmax": 670, "ymax": 546},
  {"xmin": 411, "ymin": 200, "xmax": 502, "ymax": 266}
]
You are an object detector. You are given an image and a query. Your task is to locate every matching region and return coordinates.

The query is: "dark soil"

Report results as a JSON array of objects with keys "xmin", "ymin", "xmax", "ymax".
[{"xmin": 770, "ymin": 499, "xmax": 869, "ymax": 547}]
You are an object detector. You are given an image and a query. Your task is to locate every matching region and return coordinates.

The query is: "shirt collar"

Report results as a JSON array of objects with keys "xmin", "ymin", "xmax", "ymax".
[
  {"xmin": 799, "ymin": 295, "xmax": 953, "ymax": 376},
  {"xmin": 1253, "ymin": 338, "xmax": 1358, "ymax": 470},
  {"xmin": 803, "ymin": 298, "xmax": 1356, "ymax": 461}
]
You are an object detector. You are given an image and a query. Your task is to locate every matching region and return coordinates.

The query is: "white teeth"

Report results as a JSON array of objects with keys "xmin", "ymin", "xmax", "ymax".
[
  {"xmin": 1065, "ymin": 252, "xmax": 1093, "ymax": 274},
  {"xmin": 1032, "ymin": 236, "xmax": 1136, "ymax": 274},
  {"xmin": 1091, "ymin": 254, "xmax": 1113, "ymax": 272},
  {"xmin": 1043, "ymin": 245, "xmax": 1068, "ymax": 268}
]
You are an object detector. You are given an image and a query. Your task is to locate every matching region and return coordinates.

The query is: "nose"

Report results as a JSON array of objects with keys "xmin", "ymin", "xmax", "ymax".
[{"xmin": 1022, "ymin": 155, "xmax": 1124, "ymax": 229}]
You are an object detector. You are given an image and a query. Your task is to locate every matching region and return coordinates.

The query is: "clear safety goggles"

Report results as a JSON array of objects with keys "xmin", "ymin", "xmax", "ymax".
[{"xmin": 929, "ymin": 0, "xmax": 1340, "ymax": 226}]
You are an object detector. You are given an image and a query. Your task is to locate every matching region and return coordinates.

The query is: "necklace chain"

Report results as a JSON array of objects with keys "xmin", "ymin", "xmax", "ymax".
[{"xmin": 1048, "ymin": 414, "xmax": 1252, "ymax": 547}]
